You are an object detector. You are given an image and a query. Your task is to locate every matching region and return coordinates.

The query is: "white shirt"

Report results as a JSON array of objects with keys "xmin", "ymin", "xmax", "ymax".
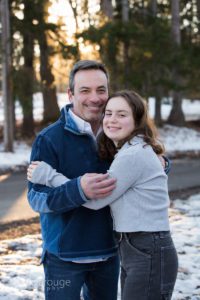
[{"xmin": 68, "ymin": 108, "xmax": 102, "ymax": 140}]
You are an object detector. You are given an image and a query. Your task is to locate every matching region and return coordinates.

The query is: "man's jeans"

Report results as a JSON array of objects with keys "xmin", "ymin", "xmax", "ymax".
[
  {"xmin": 119, "ymin": 231, "xmax": 178, "ymax": 300},
  {"xmin": 43, "ymin": 251, "xmax": 120, "ymax": 300}
]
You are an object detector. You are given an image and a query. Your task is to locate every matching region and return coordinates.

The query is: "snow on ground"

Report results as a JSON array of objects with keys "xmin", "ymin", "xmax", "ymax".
[
  {"xmin": 148, "ymin": 98, "xmax": 200, "ymax": 121},
  {"xmin": 0, "ymin": 194, "xmax": 200, "ymax": 300},
  {"xmin": 0, "ymin": 142, "xmax": 30, "ymax": 171},
  {"xmin": 0, "ymin": 93, "xmax": 69, "ymax": 124},
  {"xmin": 159, "ymin": 125, "xmax": 200, "ymax": 154}
]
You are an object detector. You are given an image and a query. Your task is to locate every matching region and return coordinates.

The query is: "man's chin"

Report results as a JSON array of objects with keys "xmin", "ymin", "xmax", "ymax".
[{"xmin": 86, "ymin": 113, "xmax": 102, "ymax": 122}]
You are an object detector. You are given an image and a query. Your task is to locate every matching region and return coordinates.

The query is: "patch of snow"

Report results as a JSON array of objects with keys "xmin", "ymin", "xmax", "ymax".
[
  {"xmin": 159, "ymin": 125, "xmax": 200, "ymax": 153},
  {"xmin": 0, "ymin": 142, "xmax": 31, "ymax": 170},
  {"xmin": 149, "ymin": 98, "xmax": 200, "ymax": 121}
]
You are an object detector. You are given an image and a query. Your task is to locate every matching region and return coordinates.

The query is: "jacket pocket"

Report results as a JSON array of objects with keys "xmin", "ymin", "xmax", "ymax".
[{"xmin": 161, "ymin": 244, "xmax": 178, "ymax": 295}]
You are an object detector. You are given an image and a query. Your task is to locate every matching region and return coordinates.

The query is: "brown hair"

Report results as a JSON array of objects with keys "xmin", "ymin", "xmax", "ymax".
[
  {"xmin": 69, "ymin": 60, "xmax": 109, "ymax": 94},
  {"xmin": 98, "ymin": 90, "xmax": 165, "ymax": 160}
]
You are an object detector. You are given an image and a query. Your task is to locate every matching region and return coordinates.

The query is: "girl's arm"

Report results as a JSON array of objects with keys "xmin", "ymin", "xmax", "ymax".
[
  {"xmin": 28, "ymin": 161, "xmax": 69, "ymax": 187},
  {"xmin": 28, "ymin": 155, "xmax": 136, "ymax": 210},
  {"xmin": 27, "ymin": 153, "xmax": 137, "ymax": 210},
  {"xmin": 28, "ymin": 147, "xmax": 165, "ymax": 211},
  {"xmin": 82, "ymin": 151, "xmax": 142, "ymax": 210}
]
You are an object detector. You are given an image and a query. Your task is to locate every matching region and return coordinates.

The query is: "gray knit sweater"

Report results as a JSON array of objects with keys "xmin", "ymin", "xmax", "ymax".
[{"xmin": 31, "ymin": 136, "xmax": 170, "ymax": 232}]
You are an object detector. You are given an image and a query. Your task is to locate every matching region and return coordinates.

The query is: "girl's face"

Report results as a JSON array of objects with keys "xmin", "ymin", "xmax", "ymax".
[{"xmin": 103, "ymin": 96, "xmax": 135, "ymax": 146}]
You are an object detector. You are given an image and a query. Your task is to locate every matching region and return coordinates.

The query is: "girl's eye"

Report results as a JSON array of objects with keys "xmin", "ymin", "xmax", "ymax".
[
  {"xmin": 119, "ymin": 114, "xmax": 125, "ymax": 117},
  {"xmin": 105, "ymin": 113, "xmax": 112, "ymax": 116}
]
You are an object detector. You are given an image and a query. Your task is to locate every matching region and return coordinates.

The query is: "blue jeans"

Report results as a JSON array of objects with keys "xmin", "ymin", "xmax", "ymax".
[
  {"xmin": 119, "ymin": 231, "xmax": 178, "ymax": 300},
  {"xmin": 43, "ymin": 251, "xmax": 120, "ymax": 300}
]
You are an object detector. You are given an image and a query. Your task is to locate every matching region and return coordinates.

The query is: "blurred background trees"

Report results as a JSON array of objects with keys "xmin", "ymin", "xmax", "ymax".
[{"xmin": 0, "ymin": 0, "xmax": 200, "ymax": 147}]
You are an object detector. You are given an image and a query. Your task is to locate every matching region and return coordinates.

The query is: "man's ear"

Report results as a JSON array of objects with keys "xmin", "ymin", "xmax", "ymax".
[{"xmin": 67, "ymin": 88, "xmax": 73, "ymax": 103}]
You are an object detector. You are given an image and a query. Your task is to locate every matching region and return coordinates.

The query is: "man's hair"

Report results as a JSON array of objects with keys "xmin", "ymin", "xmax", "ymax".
[{"xmin": 69, "ymin": 60, "xmax": 109, "ymax": 93}]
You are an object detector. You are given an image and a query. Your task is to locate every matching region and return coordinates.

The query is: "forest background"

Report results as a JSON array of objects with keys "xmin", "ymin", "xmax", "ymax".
[{"xmin": 0, "ymin": 0, "xmax": 200, "ymax": 151}]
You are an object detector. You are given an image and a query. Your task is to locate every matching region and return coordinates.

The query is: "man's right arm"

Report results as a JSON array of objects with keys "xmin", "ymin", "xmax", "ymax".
[{"xmin": 27, "ymin": 134, "xmax": 86, "ymax": 213}]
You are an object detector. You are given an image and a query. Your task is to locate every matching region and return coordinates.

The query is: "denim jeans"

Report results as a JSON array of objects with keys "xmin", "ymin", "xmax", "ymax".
[
  {"xmin": 43, "ymin": 251, "xmax": 120, "ymax": 300},
  {"xmin": 119, "ymin": 231, "xmax": 178, "ymax": 300}
]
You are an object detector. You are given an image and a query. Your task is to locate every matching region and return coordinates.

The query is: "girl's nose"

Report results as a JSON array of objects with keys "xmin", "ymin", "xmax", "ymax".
[{"xmin": 109, "ymin": 115, "xmax": 117, "ymax": 122}]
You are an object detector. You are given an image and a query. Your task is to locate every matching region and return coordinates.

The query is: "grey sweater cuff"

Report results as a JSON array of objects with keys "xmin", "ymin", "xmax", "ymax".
[{"xmin": 31, "ymin": 161, "xmax": 67, "ymax": 187}]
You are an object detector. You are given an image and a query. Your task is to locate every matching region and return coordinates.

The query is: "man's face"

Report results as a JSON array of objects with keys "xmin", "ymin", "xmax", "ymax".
[{"xmin": 68, "ymin": 69, "xmax": 109, "ymax": 124}]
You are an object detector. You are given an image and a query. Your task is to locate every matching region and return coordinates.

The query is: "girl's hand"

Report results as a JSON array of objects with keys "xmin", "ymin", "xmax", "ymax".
[{"xmin": 27, "ymin": 161, "xmax": 41, "ymax": 181}]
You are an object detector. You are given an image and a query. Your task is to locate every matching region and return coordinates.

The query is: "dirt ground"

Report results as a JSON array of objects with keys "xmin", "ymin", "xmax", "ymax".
[{"xmin": 0, "ymin": 217, "xmax": 40, "ymax": 241}]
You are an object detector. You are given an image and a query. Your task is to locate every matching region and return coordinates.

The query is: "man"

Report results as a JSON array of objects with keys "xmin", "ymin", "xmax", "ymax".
[{"xmin": 28, "ymin": 60, "xmax": 120, "ymax": 300}]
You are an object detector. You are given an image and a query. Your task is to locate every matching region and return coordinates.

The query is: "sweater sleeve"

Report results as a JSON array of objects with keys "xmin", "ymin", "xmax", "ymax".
[
  {"xmin": 29, "ymin": 147, "xmax": 141, "ymax": 211},
  {"xmin": 83, "ymin": 149, "xmax": 143, "ymax": 210},
  {"xmin": 31, "ymin": 161, "xmax": 69, "ymax": 187},
  {"xmin": 27, "ymin": 134, "xmax": 86, "ymax": 214}
]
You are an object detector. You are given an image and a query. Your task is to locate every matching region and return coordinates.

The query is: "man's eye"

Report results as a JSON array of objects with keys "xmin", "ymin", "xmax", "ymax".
[
  {"xmin": 98, "ymin": 90, "xmax": 106, "ymax": 94},
  {"xmin": 81, "ymin": 90, "xmax": 89, "ymax": 93}
]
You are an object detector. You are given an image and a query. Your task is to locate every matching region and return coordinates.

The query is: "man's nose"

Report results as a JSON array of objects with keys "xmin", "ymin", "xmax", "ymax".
[{"xmin": 89, "ymin": 92, "xmax": 101, "ymax": 103}]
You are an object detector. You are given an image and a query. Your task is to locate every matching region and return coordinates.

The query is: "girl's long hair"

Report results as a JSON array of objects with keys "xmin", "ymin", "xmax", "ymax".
[{"xmin": 98, "ymin": 90, "xmax": 165, "ymax": 161}]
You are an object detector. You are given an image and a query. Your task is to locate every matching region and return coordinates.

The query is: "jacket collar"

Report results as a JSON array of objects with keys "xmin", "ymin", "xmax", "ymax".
[{"xmin": 60, "ymin": 104, "xmax": 80, "ymax": 133}]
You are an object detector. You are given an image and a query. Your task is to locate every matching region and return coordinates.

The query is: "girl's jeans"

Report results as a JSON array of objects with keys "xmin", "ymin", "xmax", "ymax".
[{"xmin": 119, "ymin": 231, "xmax": 178, "ymax": 300}]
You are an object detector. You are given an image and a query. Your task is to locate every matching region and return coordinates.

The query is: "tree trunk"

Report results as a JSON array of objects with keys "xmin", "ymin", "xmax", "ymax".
[
  {"xmin": 68, "ymin": 0, "xmax": 81, "ymax": 59},
  {"xmin": 39, "ymin": 35, "xmax": 60, "ymax": 124},
  {"xmin": 122, "ymin": 0, "xmax": 129, "ymax": 21},
  {"xmin": 38, "ymin": 0, "xmax": 60, "ymax": 124},
  {"xmin": 168, "ymin": 92, "xmax": 185, "ymax": 126},
  {"xmin": 171, "ymin": 0, "xmax": 181, "ymax": 45},
  {"xmin": 121, "ymin": 0, "xmax": 130, "ymax": 88},
  {"xmin": 154, "ymin": 86, "xmax": 163, "ymax": 127},
  {"xmin": 148, "ymin": 0, "xmax": 163, "ymax": 127},
  {"xmin": 100, "ymin": 0, "xmax": 113, "ymax": 19},
  {"xmin": 1, "ymin": 0, "xmax": 14, "ymax": 151},
  {"xmin": 149, "ymin": 0, "xmax": 157, "ymax": 17},
  {"xmin": 20, "ymin": 0, "xmax": 35, "ymax": 137},
  {"xmin": 154, "ymin": 96, "xmax": 162, "ymax": 127},
  {"xmin": 167, "ymin": 0, "xmax": 185, "ymax": 126},
  {"xmin": 197, "ymin": 0, "xmax": 200, "ymax": 35}
]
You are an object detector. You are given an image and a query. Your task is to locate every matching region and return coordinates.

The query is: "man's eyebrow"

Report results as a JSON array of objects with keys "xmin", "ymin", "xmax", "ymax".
[
  {"xmin": 79, "ymin": 86, "xmax": 90, "ymax": 90},
  {"xmin": 97, "ymin": 86, "xmax": 107, "ymax": 89},
  {"xmin": 79, "ymin": 85, "xmax": 107, "ymax": 91}
]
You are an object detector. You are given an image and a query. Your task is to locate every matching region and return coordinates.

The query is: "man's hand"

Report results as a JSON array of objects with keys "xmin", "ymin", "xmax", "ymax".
[
  {"xmin": 27, "ymin": 161, "xmax": 40, "ymax": 181},
  {"xmin": 80, "ymin": 173, "xmax": 116, "ymax": 199},
  {"xmin": 158, "ymin": 155, "xmax": 165, "ymax": 168}
]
